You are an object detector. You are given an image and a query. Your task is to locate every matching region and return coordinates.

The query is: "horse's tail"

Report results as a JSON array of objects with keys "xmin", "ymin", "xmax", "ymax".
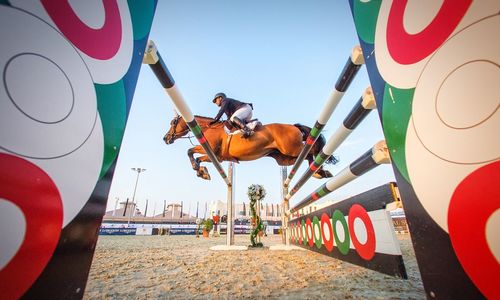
[{"xmin": 293, "ymin": 124, "xmax": 338, "ymax": 165}]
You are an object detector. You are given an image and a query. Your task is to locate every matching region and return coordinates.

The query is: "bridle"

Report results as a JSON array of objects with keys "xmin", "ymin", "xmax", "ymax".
[
  {"xmin": 165, "ymin": 116, "xmax": 191, "ymax": 143},
  {"xmin": 165, "ymin": 115, "xmax": 219, "ymax": 145}
]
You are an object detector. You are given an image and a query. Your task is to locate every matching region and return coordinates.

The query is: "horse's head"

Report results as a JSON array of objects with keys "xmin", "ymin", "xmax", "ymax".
[{"xmin": 164, "ymin": 115, "xmax": 189, "ymax": 144}]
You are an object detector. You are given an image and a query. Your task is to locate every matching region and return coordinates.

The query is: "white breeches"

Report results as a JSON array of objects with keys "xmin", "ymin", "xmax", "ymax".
[{"xmin": 230, "ymin": 104, "xmax": 253, "ymax": 122}]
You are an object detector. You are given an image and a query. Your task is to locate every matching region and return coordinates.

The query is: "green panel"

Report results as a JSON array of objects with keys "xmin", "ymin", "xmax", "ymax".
[
  {"xmin": 95, "ymin": 81, "xmax": 127, "ymax": 178},
  {"xmin": 128, "ymin": 0, "xmax": 156, "ymax": 40},
  {"xmin": 332, "ymin": 210, "xmax": 350, "ymax": 255},
  {"xmin": 313, "ymin": 216, "xmax": 322, "ymax": 249},
  {"xmin": 353, "ymin": 0, "xmax": 382, "ymax": 44},
  {"xmin": 382, "ymin": 84, "xmax": 414, "ymax": 182}
]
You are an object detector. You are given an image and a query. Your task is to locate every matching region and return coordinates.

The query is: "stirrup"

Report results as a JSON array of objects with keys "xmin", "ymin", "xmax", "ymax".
[{"xmin": 241, "ymin": 128, "xmax": 254, "ymax": 138}]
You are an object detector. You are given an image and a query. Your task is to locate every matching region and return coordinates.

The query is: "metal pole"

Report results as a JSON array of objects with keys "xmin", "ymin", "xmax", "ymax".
[
  {"xmin": 226, "ymin": 162, "xmax": 235, "ymax": 246},
  {"xmin": 113, "ymin": 197, "xmax": 119, "ymax": 216},
  {"xmin": 128, "ymin": 168, "xmax": 146, "ymax": 226}
]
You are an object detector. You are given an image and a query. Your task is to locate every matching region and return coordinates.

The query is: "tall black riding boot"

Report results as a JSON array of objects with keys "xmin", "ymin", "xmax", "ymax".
[{"xmin": 231, "ymin": 117, "xmax": 253, "ymax": 138}]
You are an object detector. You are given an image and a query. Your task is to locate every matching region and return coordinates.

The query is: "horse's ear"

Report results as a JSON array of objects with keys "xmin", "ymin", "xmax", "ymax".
[{"xmin": 173, "ymin": 109, "xmax": 179, "ymax": 117}]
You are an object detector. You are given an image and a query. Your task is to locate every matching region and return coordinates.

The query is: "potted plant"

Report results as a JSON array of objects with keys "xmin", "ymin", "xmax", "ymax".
[
  {"xmin": 195, "ymin": 218, "xmax": 203, "ymax": 238},
  {"xmin": 247, "ymin": 184, "xmax": 266, "ymax": 247},
  {"xmin": 203, "ymin": 219, "xmax": 213, "ymax": 238}
]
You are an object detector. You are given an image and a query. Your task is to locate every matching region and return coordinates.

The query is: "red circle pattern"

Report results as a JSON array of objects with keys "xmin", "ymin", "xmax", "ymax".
[
  {"xmin": 321, "ymin": 213, "xmax": 334, "ymax": 252},
  {"xmin": 386, "ymin": 0, "xmax": 471, "ymax": 64},
  {"xmin": 348, "ymin": 204, "xmax": 376, "ymax": 260},
  {"xmin": 41, "ymin": 0, "xmax": 122, "ymax": 60},
  {"xmin": 448, "ymin": 161, "xmax": 500, "ymax": 300},
  {"xmin": 0, "ymin": 153, "xmax": 63, "ymax": 299}
]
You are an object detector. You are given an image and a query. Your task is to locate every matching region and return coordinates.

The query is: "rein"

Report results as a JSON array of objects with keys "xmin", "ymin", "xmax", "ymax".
[{"xmin": 169, "ymin": 115, "xmax": 223, "ymax": 146}]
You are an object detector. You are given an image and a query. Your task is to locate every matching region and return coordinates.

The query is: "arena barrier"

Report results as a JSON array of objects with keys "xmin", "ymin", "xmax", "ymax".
[
  {"xmin": 142, "ymin": 40, "xmax": 237, "ymax": 246},
  {"xmin": 283, "ymin": 140, "xmax": 404, "ymax": 278},
  {"xmin": 289, "ymin": 183, "xmax": 407, "ymax": 278},
  {"xmin": 0, "ymin": 2, "xmax": 157, "ymax": 299},
  {"xmin": 348, "ymin": 2, "xmax": 499, "ymax": 299},
  {"xmin": 278, "ymin": 46, "xmax": 405, "ymax": 277}
]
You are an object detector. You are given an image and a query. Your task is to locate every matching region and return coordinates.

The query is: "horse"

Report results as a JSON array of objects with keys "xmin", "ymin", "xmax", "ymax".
[{"xmin": 163, "ymin": 115, "xmax": 337, "ymax": 180}]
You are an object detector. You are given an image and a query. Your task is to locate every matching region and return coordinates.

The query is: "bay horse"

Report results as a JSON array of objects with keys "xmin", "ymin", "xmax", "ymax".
[{"xmin": 163, "ymin": 115, "xmax": 337, "ymax": 180}]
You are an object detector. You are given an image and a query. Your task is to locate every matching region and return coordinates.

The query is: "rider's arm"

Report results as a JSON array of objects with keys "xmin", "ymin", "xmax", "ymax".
[{"xmin": 213, "ymin": 100, "xmax": 228, "ymax": 121}]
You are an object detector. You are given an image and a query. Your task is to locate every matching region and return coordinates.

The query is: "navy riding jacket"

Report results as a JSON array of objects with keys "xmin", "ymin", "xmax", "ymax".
[{"xmin": 213, "ymin": 98, "xmax": 253, "ymax": 121}]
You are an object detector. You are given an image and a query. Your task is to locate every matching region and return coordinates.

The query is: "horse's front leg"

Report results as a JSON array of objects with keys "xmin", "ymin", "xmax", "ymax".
[
  {"xmin": 188, "ymin": 146, "xmax": 212, "ymax": 180},
  {"xmin": 188, "ymin": 146, "xmax": 204, "ymax": 170}
]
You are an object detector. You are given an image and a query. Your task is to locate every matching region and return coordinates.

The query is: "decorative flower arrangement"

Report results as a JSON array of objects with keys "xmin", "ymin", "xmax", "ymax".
[
  {"xmin": 247, "ymin": 184, "xmax": 266, "ymax": 201},
  {"xmin": 247, "ymin": 184, "xmax": 266, "ymax": 247}
]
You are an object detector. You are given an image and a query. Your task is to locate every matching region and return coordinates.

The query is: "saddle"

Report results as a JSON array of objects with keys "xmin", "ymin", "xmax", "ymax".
[{"xmin": 223, "ymin": 119, "xmax": 262, "ymax": 136}]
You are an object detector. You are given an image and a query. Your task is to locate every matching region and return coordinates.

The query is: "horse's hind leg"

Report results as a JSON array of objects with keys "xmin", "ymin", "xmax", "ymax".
[
  {"xmin": 306, "ymin": 153, "xmax": 333, "ymax": 179},
  {"xmin": 266, "ymin": 151, "xmax": 297, "ymax": 166}
]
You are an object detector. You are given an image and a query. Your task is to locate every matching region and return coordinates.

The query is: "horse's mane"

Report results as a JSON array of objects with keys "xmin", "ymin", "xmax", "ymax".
[{"xmin": 193, "ymin": 115, "xmax": 216, "ymax": 121}]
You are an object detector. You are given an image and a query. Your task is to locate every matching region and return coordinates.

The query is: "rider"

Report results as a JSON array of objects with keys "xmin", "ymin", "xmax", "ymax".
[{"xmin": 210, "ymin": 92, "xmax": 254, "ymax": 138}]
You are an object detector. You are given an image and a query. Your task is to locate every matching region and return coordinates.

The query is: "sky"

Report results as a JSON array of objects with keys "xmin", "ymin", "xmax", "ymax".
[{"xmin": 106, "ymin": 1, "xmax": 396, "ymax": 217}]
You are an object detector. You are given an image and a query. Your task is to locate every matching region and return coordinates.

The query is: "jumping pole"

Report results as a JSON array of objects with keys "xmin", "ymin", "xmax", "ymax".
[
  {"xmin": 226, "ymin": 162, "xmax": 235, "ymax": 246},
  {"xmin": 283, "ymin": 45, "xmax": 365, "ymax": 188},
  {"xmin": 285, "ymin": 86, "xmax": 376, "ymax": 201},
  {"xmin": 143, "ymin": 40, "xmax": 230, "ymax": 186},
  {"xmin": 288, "ymin": 140, "xmax": 390, "ymax": 215}
]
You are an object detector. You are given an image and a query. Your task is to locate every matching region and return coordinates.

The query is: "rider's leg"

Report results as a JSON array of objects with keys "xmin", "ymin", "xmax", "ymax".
[
  {"xmin": 231, "ymin": 116, "xmax": 254, "ymax": 138},
  {"xmin": 230, "ymin": 105, "xmax": 254, "ymax": 137},
  {"xmin": 231, "ymin": 104, "xmax": 253, "ymax": 122}
]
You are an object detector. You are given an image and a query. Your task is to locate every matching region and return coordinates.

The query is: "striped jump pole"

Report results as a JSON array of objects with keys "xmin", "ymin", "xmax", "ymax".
[
  {"xmin": 280, "ymin": 166, "xmax": 291, "ymax": 246},
  {"xmin": 143, "ymin": 40, "xmax": 230, "ymax": 186},
  {"xmin": 283, "ymin": 45, "xmax": 364, "ymax": 188},
  {"xmin": 288, "ymin": 140, "xmax": 390, "ymax": 216},
  {"xmin": 284, "ymin": 86, "xmax": 376, "ymax": 201}
]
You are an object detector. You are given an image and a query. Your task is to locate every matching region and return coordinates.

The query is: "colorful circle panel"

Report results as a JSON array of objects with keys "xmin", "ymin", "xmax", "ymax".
[
  {"xmin": 374, "ymin": 1, "xmax": 473, "ymax": 88},
  {"xmin": 41, "ymin": 0, "xmax": 121, "ymax": 60},
  {"xmin": 411, "ymin": 16, "xmax": 499, "ymax": 164},
  {"xmin": 0, "ymin": 7, "xmax": 97, "ymax": 159},
  {"xmin": 406, "ymin": 15, "xmax": 499, "ymax": 232},
  {"xmin": 321, "ymin": 213, "xmax": 334, "ymax": 252},
  {"xmin": 348, "ymin": 204, "xmax": 376, "ymax": 260},
  {"xmin": 11, "ymin": 0, "xmax": 134, "ymax": 84},
  {"xmin": 386, "ymin": 0, "xmax": 471, "ymax": 64},
  {"xmin": 0, "ymin": 6, "xmax": 104, "ymax": 227},
  {"xmin": 448, "ymin": 161, "xmax": 499, "ymax": 300},
  {"xmin": 0, "ymin": 153, "xmax": 63, "ymax": 299}
]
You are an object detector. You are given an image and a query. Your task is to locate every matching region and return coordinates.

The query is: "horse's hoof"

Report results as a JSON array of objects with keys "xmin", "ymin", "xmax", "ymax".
[
  {"xmin": 312, "ymin": 173, "xmax": 322, "ymax": 179},
  {"xmin": 198, "ymin": 166, "xmax": 211, "ymax": 180},
  {"xmin": 323, "ymin": 170, "xmax": 333, "ymax": 178},
  {"xmin": 312, "ymin": 170, "xmax": 333, "ymax": 179}
]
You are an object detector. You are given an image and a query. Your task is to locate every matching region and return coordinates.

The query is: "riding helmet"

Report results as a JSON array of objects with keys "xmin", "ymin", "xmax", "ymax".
[{"xmin": 213, "ymin": 92, "xmax": 226, "ymax": 103}]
